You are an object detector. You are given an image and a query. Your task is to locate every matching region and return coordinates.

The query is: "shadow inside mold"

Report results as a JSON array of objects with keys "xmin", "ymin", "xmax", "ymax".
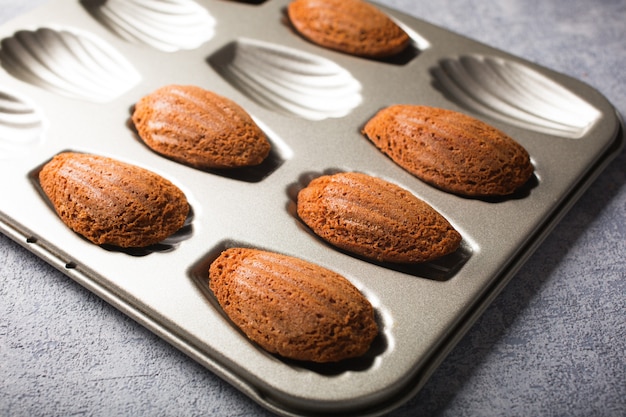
[
  {"xmin": 375, "ymin": 43, "xmax": 421, "ymax": 66},
  {"xmin": 288, "ymin": 170, "xmax": 473, "ymax": 281},
  {"xmin": 0, "ymin": 30, "xmax": 52, "ymax": 94},
  {"xmin": 199, "ymin": 148, "xmax": 284, "ymax": 183},
  {"xmin": 80, "ymin": 0, "xmax": 112, "ymax": 28},
  {"xmin": 125, "ymin": 113, "xmax": 284, "ymax": 183},
  {"xmin": 423, "ymin": 173, "xmax": 540, "ymax": 203},
  {"xmin": 189, "ymin": 240, "xmax": 389, "ymax": 375},
  {"xmin": 280, "ymin": 8, "xmax": 421, "ymax": 66},
  {"xmin": 28, "ymin": 151, "xmax": 194, "ymax": 257}
]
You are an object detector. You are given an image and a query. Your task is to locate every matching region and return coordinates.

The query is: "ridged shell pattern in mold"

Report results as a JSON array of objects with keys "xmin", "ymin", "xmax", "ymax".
[
  {"xmin": 0, "ymin": 89, "xmax": 44, "ymax": 158},
  {"xmin": 210, "ymin": 38, "xmax": 363, "ymax": 121},
  {"xmin": 81, "ymin": 0, "xmax": 216, "ymax": 52},
  {"xmin": 432, "ymin": 55, "xmax": 601, "ymax": 138},
  {"xmin": 0, "ymin": 26, "xmax": 140, "ymax": 102}
]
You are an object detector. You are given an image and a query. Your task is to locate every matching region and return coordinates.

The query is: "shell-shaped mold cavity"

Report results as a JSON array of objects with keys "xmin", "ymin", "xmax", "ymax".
[
  {"xmin": 432, "ymin": 55, "xmax": 601, "ymax": 138},
  {"xmin": 0, "ymin": 26, "xmax": 140, "ymax": 102},
  {"xmin": 80, "ymin": 0, "xmax": 216, "ymax": 52},
  {"xmin": 0, "ymin": 89, "xmax": 44, "ymax": 158},
  {"xmin": 210, "ymin": 38, "xmax": 363, "ymax": 120}
]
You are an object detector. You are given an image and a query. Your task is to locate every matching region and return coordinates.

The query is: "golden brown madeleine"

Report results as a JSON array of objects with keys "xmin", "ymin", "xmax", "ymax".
[
  {"xmin": 297, "ymin": 172, "xmax": 461, "ymax": 263},
  {"xmin": 362, "ymin": 105, "xmax": 534, "ymax": 196},
  {"xmin": 39, "ymin": 152, "xmax": 189, "ymax": 248},
  {"xmin": 209, "ymin": 248, "xmax": 378, "ymax": 363},
  {"xmin": 287, "ymin": 0, "xmax": 410, "ymax": 58},
  {"xmin": 132, "ymin": 85, "xmax": 270, "ymax": 169}
]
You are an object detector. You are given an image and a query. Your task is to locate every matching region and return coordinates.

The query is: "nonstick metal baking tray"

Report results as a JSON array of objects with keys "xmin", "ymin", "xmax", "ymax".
[{"xmin": 0, "ymin": 1, "xmax": 623, "ymax": 416}]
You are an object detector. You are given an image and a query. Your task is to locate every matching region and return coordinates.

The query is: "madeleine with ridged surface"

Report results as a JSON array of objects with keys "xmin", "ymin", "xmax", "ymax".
[
  {"xmin": 297, "ymin": 172, "xmax": 461, "ymax": 263},
  {"xmin": 362, "ymin": 105, "xmax": 534, "ymax": 196},
  {"xmin": 39, "ymin": 152, "xmax": 189, "ymax": 248},
  {"xmin": 132, "ymin": 85, "xmax": 270, "ymax": 170},
  {"xmin": 287, "ymin": 0, "xmax": 410, "ymax": 58},
  {"xmin": 209, "ymin": 247, "xmax": 378, "ymax": 363}
]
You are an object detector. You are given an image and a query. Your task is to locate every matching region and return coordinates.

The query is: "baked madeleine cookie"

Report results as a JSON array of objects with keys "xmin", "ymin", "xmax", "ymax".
[
  {"xmin": 132, "ymin": 85, "xmax": 270, "ymax": 170},
  {"xmin": 287, "ymin": 0, "xmax": 410, "ymax": 58},
  {"xmin": 209, "ymin": 247, "xmax": 378, "ymax": 363},
  {"xmin": 39, "ymin": 152, "xmax": 189, "ymax": 248},
  {"xmin": 297, "ymin": 172, "xmax": 461, "ymax": 263},
  {"xmin": 362, "ymin": 105, "xmax": 534, "ymax": 196}
]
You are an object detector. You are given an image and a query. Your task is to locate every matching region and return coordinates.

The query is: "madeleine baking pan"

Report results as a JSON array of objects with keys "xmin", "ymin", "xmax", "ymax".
[{"xmin": 0, "ymin": 1, "xmax": 623, "ymax": 416}]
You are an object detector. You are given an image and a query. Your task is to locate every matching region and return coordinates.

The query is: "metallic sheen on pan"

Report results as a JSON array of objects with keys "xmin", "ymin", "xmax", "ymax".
[{"xmin": 0, "ymin": 1, "xmax": 622, "ymax": 416}]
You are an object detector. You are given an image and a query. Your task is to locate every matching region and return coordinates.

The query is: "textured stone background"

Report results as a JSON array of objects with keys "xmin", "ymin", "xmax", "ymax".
[{"xmin": 1, "ymin": 0, "xmax": 624, "ymax": 416}]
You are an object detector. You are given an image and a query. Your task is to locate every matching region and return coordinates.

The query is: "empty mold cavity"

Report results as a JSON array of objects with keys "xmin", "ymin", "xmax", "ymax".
[
  {"xmin": 0, "ymin": 89, "xmax": 45, "ymax": 158},
  {"xmin": 189, "ymin": 240, "xmax": 390, "ymax": 375},
  {"xmin": 80, "ymin": 0, "xmax": 216, "ymax": 52},
  {"xmin": 209, "ymin": 38, "xmax": 363, "ymax": 121},
  {"xmin": 432, "ymin": 55, "xmax": 601, "ymax": 138},
  {"xmin": 288, "ymin": 170, "xmax": 472, "ymax": 281},
  {"xmin": 0, "ymin": 26, "xmax": 140, "ymax": 102},
  {"xmin": 28, "ymin": 151, "xmax": 194, "ymax": 256}
]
